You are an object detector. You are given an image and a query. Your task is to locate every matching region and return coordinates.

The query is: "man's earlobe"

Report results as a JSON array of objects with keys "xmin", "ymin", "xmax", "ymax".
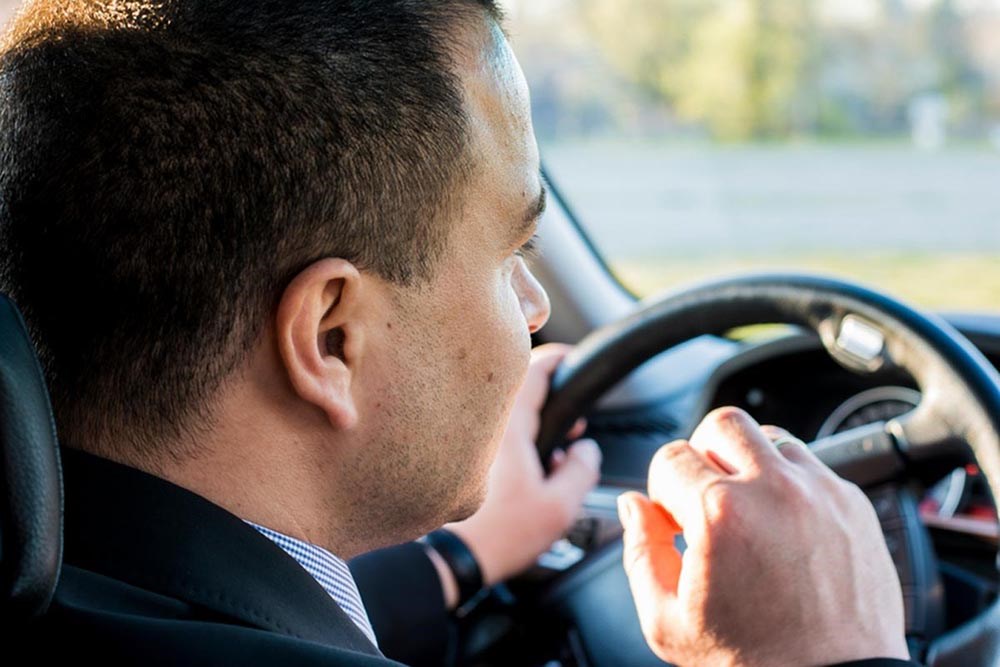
[{"xmin": 275, "ymin": 259, "xmax": 363, "ymax": 431}]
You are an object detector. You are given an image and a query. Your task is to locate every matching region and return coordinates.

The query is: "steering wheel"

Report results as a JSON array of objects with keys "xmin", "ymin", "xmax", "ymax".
[{"xmin": 533, "ymin": 274, "xmax": 1000, "ymax": 667}]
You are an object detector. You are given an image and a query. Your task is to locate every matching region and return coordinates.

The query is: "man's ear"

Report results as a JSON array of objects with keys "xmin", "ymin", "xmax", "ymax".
[{"xmin": 275, "ymin": 258, "xmax": 364, "ymax": 430}]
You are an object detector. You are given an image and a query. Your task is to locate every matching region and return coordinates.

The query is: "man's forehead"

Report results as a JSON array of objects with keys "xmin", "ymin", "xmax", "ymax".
[
  {"xmin": 453, "ymin": 14, "xmax": 532, "ymax": 139},
  {"xmin": 452, "ymin": 18, "xmax": 540, "ymax": 214},
  {"xmin": 477, "ymin": 22, "xmax": 531, "ymax": 124}
]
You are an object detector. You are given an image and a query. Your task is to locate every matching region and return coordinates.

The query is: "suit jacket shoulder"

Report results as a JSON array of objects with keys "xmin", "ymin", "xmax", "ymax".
[{"xmin": 25, "ymin": 447, "xmax": 407, "ymax": 666}]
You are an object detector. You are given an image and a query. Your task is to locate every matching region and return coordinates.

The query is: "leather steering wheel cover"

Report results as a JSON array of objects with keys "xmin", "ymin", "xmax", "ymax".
[{"xmin": 537, "ymin": 273, "xmax": 1000, "ymax": 502}]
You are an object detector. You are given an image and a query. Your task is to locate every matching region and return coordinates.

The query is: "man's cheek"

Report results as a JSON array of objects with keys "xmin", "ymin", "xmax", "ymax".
[
  {"xmin": 494, "ymin": 326, "xmax": 528, "ymax": 424},
  {"xmin": 504, "ymin": 327, "xmax": 533, "ymax": 403}
]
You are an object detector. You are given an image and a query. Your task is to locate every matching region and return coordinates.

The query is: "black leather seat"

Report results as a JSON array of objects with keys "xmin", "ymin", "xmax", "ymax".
[{"xmin": 0, "ymin": 294, "xmax": 62, "ymax": 624}]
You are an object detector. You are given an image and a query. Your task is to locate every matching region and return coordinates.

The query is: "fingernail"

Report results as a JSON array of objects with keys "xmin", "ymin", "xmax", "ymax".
[
  {"xmin": 760, "ymin": 425, "xmax": 785, "ymax": 438},
  {"xmin": 617, "ymin": 494, "xmax": 633, "ymax": 525}
]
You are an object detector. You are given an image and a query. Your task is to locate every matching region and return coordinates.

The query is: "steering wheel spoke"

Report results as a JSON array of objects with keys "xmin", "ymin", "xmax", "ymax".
[
  {"xmin": 809, "ymin": 406, "xmax": 973, "ymax": 488},
  {"xmin": 810, "ymin": 421, "xmax": 906, "ymax": 487},
  {"xmin": 890, "ymin": 404, "xmax": 972, "ymax": 463}
]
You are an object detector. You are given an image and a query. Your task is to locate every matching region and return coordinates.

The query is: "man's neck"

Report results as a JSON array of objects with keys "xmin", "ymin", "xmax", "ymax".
[
  {"xmin": 82, "ymin": 411, "xmax": 366, "ymax": 559},
  {"xmin": 160, "ymin": 436, "xmax": 363, "ymax": 555}
]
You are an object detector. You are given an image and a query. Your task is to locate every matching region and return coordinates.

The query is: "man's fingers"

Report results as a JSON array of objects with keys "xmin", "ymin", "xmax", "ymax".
[
  {"xmin": 566, "ymin": 417, "xmax": 587, "ymax": 441},
  {"xmin": 760, "ymin": 425, "xmax": 832, "ymax": 473},
  {"xmin": 689, "ymin": 407, "xmax": 782, "ymax": 475},
  {"xmin": 619, "ymin": 492, "xmax": 683, "ymax": 647},
  {"xmin": 516, "ymin": 343, "xmax": 572, "ymax": 411},
  {"xmin": 529, "ymin": 342, "xmax": 572, "ymax": 369},
  {"xmin": 647, "ymin": 440, "xmax": 724, "ymax": 531},
  {"xmin": 544, "ymin": 438, "xmax": 601, "ymax": 517},
  {"xmin": 549, "ymin": 448, "xmax": 567, "ymax": 470}
]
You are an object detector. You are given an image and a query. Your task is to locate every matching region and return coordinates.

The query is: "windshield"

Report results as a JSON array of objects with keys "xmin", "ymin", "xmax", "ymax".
[{"xmin": 502, "ymin": 0, "xmax": 1000, "ymax": 312}]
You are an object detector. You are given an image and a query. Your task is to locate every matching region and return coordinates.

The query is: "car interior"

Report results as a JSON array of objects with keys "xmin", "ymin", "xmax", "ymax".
[
  {"xmin": 6, "ymin": 176, "xmax": 1000, "ymax": 667},
  {"xmin": 2, "ymin": 1, "xmax": 1000, "ymax": 666},
  {"xmin": 496, "ymin": 188, "xmax": 1000, "ymax": 667}
]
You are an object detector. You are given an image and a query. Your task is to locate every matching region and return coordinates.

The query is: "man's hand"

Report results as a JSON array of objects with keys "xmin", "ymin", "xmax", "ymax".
[
  {"xmin": 442, "ymin": 344, "xmax": 602, "ymax": 603},
  {"xmin": 618, "ymin": 407, "xmax": 908, "ymax": 666}
]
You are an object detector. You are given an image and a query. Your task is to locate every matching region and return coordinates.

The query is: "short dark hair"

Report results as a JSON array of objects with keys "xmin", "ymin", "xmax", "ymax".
[{"xmin": 0, "ymin": 0, "xmax": 503, "ymax": 459}]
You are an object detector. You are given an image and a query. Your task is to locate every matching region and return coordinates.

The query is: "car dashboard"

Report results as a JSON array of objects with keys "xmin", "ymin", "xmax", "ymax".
[
  {"xmin": 584, "ymin": 314, "xmax": 1000, "ymax": 522},
  {"xmin": 553, "ymin": 314, "xmax": 1000, "ymax": 663}
]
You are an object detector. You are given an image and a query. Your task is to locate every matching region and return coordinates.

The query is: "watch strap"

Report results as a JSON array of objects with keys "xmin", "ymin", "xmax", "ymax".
[{"xmin": 424, "ymin": 528, "xmax": 483, "ymax": 608}]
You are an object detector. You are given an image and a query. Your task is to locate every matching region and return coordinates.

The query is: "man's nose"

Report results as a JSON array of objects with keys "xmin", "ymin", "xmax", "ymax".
[{"xmin": 520, "ymin": 265, "xmax": 551, "ymax": 334}]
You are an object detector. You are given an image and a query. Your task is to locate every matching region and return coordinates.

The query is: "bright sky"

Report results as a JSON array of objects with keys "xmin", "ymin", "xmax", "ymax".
[
  {"xmin": 5, "ymin": 0, "xmax": 1000, "ymax": 36},
  {"xmin": 0, "ymin": 0, "xmax": 18, "ymax": 27},
  {"xmin": 4, "ymin": 0, "xmax": 1000, "ymax": 26},
  {"xmin": 503, "ymin": 0, "xmax": 1000, "ymax": 22},
  {"xmin": 821, "ymin": 0, "xmax": 1000, "ymax": 24}
]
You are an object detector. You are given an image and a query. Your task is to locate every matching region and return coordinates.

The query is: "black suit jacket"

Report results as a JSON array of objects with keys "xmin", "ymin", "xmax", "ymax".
[
  {"xmin": 23, "ymin": 447, "xmax": 920, "ymax": 667},
  {"xmin": 25, "ymin": 447, "xmax": 451, "ymax": 666}
]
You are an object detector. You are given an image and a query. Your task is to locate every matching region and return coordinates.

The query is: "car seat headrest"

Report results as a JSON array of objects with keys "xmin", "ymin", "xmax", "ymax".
[{"xmin": 0, "ymin": 294, "xmax": 62, "ymax": 622}]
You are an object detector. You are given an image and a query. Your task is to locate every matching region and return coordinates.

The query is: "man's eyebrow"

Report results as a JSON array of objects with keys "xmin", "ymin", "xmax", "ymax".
[{"xmin": 515, "ymin": 183, "xmax": 547, "ymax": 237}]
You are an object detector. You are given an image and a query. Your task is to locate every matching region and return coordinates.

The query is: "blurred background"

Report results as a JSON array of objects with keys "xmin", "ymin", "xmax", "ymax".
[
  {"xmin": 503, "ymin": 0, "xmax": 1000, "ymax": 310},
  {"xmin": 2, "ymin": 0, "xmax": 998, "ymax": 310}
]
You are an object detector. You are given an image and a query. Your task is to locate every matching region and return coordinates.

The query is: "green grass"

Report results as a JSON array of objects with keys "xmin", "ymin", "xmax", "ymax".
[{"xmin": 613, "ymin": 252, "xmax": 1000, "ymax": 313}]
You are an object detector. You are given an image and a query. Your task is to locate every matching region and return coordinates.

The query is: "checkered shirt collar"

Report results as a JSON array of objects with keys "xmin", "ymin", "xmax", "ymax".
[{"xmin": 243, "ymin": 520, "xmax": 378, "ymax": 648}]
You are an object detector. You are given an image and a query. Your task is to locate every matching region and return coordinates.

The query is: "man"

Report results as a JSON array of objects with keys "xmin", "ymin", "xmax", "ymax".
[{"xmin": 0, "ymin": 1, "xmax": 915, "ymax": 665}]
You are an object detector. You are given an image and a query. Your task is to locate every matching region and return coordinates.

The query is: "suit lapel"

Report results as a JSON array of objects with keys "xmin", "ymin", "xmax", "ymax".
[{"xmin": 58, "ymin": 446, "xmax": 382, "ymax": 657}]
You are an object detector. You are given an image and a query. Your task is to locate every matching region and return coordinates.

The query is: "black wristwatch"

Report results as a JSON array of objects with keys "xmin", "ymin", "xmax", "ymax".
[{"xmin": 424, "ymin": 528, "xmax": 484, "ymax": 609}]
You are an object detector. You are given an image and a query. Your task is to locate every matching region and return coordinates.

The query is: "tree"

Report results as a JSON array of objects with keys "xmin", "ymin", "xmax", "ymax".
[{"xmin": 578, "ymin": 0, "xmax": 814, "ymax": 140}]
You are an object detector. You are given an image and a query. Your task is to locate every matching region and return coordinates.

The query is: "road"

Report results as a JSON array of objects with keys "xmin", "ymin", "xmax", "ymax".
[{"xmin": 544, "ymin": 142, "xmax": 1000, "ymax": 260}]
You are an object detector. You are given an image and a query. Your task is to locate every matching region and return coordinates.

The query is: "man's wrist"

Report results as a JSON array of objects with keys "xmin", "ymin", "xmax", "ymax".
[
  {"xmin": 423, "ymin": 528, "xmax": 484, "ymax": 611},
  {"xmin": 423, "ymin": 541, "xmax": 461, "ymax": 610}
]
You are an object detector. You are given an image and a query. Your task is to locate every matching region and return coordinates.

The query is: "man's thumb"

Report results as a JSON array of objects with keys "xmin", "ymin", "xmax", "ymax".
[{"xmin": 618, "ymin": 492, "xmax": 683, "ymax": 646}]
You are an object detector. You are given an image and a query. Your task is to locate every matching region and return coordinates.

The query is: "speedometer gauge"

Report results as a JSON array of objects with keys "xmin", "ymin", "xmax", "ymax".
[
  {"xmin": 816, "ymin": 386, "xmax": 982, "ymax": 520},
  {"xmin": 816, "ymin": 386, "xmax": 921, "ymax": 439}
]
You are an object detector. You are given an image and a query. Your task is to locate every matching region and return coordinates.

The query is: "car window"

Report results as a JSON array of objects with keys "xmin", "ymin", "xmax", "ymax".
[{"xmin": 501, "ymin": 0, "xmax": 1000, "ymax": 312}]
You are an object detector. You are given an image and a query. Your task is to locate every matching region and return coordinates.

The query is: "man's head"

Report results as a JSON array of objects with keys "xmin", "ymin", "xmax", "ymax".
[{"xmin": 0, "ymin": 0, "xmax": 549, "ymax": 552}]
